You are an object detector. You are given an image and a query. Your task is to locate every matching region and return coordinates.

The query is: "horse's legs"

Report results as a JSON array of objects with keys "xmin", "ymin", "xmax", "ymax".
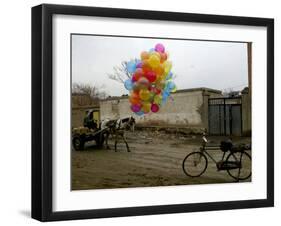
[
  {"xmin": 114, "ymin": 140, "xmax": 118, "ymax": 152},
  {"xmin": 122, "ymin": 133, "xmax": 130, "ymax": 152},
  {"xmin": 114, "ymin": 133, "xmax": 118, "ymax": 152},
  {"xmin": 124, "ymin": 139, "xmax": 130, "ymax": 152},
  {"xmin": 112, "ymin": 129, "xmax": 131, "ymax": 152},
  {"xmin": 105, "ymin": 132, "xmax": 110, "ymax": 149}
]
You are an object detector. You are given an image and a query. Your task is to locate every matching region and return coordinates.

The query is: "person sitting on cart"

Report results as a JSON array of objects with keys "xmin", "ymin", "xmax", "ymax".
[{"xmin": 83, "ymin": 111, "xmax": 98, "ymax": 130}]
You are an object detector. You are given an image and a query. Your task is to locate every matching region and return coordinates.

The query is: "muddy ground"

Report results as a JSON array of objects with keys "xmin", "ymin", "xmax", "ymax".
[{"xmin": 72, "ymin": 130, "xmax": 251, "ymax": 190}]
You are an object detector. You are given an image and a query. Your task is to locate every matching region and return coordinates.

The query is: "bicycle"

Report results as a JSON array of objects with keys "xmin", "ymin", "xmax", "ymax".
[{"xmin": 182, "ymin": 134, "xmax": 251, "ymax": 181}]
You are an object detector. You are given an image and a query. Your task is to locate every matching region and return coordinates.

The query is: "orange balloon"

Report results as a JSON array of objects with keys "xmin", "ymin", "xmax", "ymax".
[
  {"xmin": 132, "ymin": 68, "xmax": 144, "ymax": 82},
  {"xmin": 160, "ymin": 52, "xmax": 167, "ymax": 63},
  {"xmin": 131, "ymin": 91, "xmax": 139, "ymax": 99},
  {"xmin": 129, "ymin": 92, "xmax": 140, "ymax": 105},
  {"xmin": 142, "ymin": 60, "xmax": 152, "ymax": 73},
  {"xmin": 141, "ymin": 51, "xmax": 149, "ymax": 60},
  {"xmin": 129, "ymin": 97, "xmax": 140, "ymax": 105}
]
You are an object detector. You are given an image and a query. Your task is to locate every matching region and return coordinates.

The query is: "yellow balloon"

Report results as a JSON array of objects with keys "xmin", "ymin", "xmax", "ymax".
[
  {"xmin": 148, "ymin": 55, "xmax": 160, "ymax": 68},
  {"xmin": 154, "ymin": 95, "xmax": 162, "ymax": 105},
  {"xmin": 163, "ymin": 61, "xmax": 172, "ymax": 74},
  {"xmin": 139, "ymin": 89, "xmax": 151, "ymax": 101},
  {"xmin": 150, "ymin": 52, "xmax": 161, "ymax": 59},
  {"xmin": 160, "ymin": 73, "xmax": 167, "ymax": 80},
  {"xmin": 154, "ymin": 64, "xmax": 164, "ymax": 76},
  {"xmin": 142, "ymin": 102, "xmax": 151, "ymax": 113}
]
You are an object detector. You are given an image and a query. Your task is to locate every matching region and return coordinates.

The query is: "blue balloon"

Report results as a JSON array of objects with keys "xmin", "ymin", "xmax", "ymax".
[
  {"xmin": 162, "ymin": 94, "xmax": 168, "ymax": 104},
  {"xmin": 135, "ymin": 111, "xmax": 144, "ymax": 116},
  {"xmin": 166, "ymin": 72, "xmax": 173, "ymax": 80},
  {"xmin": 149, "ymin": 48, "xmax": 155, "ymax": 53},
  {"xmin": 163, "ymin": 89, "xmax": 170, "ymax": 97},
  {"xmin": 124, "ymin": 79, "xmax": 133, "ymax": 90},
  {"xmin": 126, "ymin": 60, "xmax": 136, "ymax": 73},
  {"xmin": 167, "ymin": 81, "xmax": 175, "ymax": 90}
]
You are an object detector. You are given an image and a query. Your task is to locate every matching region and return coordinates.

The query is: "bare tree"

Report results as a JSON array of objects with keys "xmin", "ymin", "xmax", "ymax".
[
  {"xmin": 72, "ymin": 83, "xmax": 108, "ymax": 101},
  {"xmin": 222, "ymin": 88, "xmax": 240, "ymax": 97},
  {"xmin": 108, "ymin": 59, "xmax": 178, "ymax": 84},
  {"xmin": 108, "ymin": 60, "xmax": 137, "ymax": 84}
]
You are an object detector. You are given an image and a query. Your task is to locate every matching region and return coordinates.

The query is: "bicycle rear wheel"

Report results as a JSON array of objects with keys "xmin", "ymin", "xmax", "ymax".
[
  {"xmin": 226, "ymin": 151, "xmax": 251, "ymax": 181},
  {"xmin": 182, "ymin": 152, "xmax": 208, "ymax": 177}
]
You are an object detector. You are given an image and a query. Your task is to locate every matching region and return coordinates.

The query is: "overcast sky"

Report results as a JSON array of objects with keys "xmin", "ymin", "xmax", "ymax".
[{"xmin": 72, "ymin": 35, "xmax": 248, "ymax": 96}]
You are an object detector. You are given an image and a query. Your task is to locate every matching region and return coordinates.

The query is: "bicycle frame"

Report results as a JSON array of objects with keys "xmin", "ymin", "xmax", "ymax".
[
  {"xmin": 182, "ymin": 134, "xmax": 251, "ymax": 181},
  {"xmin": 200, "ymin": 135, "xmax": 227, "ymax": 165},
  {"xmin": 200, "ymin": 135, "xmax": 248, "ymax": 173}
]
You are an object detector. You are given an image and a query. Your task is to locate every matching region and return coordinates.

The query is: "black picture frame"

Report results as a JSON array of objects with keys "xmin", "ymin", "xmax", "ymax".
[{"xmin": 32, "ymin": 4, "xmax": 274, "ymax": 222}]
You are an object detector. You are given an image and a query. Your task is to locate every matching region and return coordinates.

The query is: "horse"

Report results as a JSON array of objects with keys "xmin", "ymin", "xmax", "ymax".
[{"xmin": 101, "ymin": 116, "xmax": 135, "ymax": 152}]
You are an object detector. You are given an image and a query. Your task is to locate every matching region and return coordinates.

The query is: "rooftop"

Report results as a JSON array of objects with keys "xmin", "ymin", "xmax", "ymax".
[{"xmin": 100, "ymin": 87, "xmax": 222, "ymax": 101}]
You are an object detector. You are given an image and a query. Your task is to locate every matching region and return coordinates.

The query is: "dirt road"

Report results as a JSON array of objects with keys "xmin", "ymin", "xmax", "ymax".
[{"xmin": 72, "ymin": 131, "xmax": 251, "ymax": 190}]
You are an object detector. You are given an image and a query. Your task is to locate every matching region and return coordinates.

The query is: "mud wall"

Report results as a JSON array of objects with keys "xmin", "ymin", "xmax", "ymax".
[{"xmin": 100, "ymin": 88, "xmax": 222, "ymax": 131}]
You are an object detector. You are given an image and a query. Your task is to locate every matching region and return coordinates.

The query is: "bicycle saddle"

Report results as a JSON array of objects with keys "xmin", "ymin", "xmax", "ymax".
[{"xmin": 220, "ymin": 139, "xmax": 233, "ymax": 152}]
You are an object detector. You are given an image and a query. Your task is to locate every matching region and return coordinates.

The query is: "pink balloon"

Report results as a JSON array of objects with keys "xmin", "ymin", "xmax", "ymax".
[
  {"xmin": 151, "ymin": 104, "xmax": 159, "ymax": 113},
  {"xmin": 136, "ymin": 62, "xmax": 143, "ymax": 68},
  {"xmin": 155, "ymin": 43, "xmax": 165, "ymax": 53},
  {"xmin": 131, "ymin": 104, "xmax": 141, "ymax": 113}
]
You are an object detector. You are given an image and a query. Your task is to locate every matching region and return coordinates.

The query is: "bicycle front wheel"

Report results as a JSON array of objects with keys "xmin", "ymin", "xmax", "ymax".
[
  {"xmin": 182, "ymin": 152, "xmax": 208, "ymax": 177},
  {"xmin": 226, "ymin": 151, "xmax": 251, "ymax": 181}
]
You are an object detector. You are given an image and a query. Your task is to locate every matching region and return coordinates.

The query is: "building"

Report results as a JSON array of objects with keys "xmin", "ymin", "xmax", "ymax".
[
  {"xmin": 72, "ymin": 93, "xmax": 99, "ymax": 128},
  {"xmin": 99, "ymin": 86, "xmax": 251, "ymax": 136},
  {"xmin": 100, "ymin": 88, "xmax": 222, "ymax": 134},
  {"xmin": 72, "ymin": 87, "xmax": 251, "ymax": 136}
]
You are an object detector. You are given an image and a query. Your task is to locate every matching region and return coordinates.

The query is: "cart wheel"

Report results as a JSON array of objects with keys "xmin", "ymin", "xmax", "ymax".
[
  {"xmin": 95, "ymin": 133, "xmax": 105, "ymax": 148},
  {"xmin": 72, "ymin": 137, "xmax": 85, "ymax": 150}
]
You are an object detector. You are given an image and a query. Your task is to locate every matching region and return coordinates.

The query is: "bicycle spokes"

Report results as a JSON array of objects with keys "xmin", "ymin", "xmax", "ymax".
[
  {"xmin": 226, "ymin": 152, "xmax": 251, "ymax": 181},
  {"xmin": 193, "ymin": 153, "xmax": 202, "ymax": 166},
  {"xmin": 182, "ymin": 152, "xmax": 208, "ymax": 177}
]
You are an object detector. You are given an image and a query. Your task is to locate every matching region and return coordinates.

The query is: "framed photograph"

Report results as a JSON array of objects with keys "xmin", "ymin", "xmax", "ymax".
[{"xmin": 32, "ymin": 4, "xmax": 274, "ymax": 221}]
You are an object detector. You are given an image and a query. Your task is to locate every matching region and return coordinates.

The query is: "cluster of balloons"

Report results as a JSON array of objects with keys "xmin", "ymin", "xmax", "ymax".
[{"xmin": 124, "ymin": 43, "xmax": 176, "ymax": 116}]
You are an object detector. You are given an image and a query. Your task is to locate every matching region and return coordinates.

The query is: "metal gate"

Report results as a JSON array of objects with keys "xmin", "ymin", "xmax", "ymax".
[{"xmin": 208, "ymin": 97, "xmax": 242, "ymax": 136}]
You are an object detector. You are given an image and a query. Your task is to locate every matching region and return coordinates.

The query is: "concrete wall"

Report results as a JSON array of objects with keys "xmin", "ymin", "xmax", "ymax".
[
  {"xmin": 242, "ymin": 88, "xmax": 251, "ymax": 136},
  {"xmin": 243, "ymin": 43, "xmax": 252, "ymax": 136},
  {"xmin": 138, "ymin": 90, "xmax": 204, "ymax": 126},
  {"xmin": 100, "ymin": 88, "xmax": 222, "ymax": 132},
  {"xmin": 72, "ymin": 108, "xmax": 87, "ymax": 128}
]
